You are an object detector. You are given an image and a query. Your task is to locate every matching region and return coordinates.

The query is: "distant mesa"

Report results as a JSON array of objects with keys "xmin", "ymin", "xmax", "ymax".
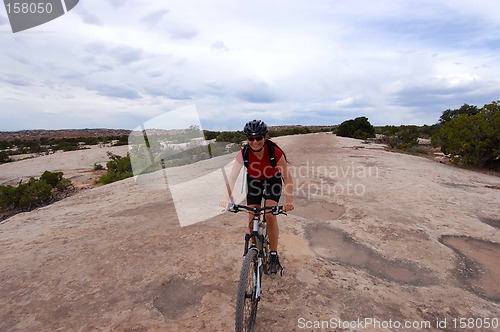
[{"xmin": 0, "ymin": 129, "xmax": 131, "ymax": 141}]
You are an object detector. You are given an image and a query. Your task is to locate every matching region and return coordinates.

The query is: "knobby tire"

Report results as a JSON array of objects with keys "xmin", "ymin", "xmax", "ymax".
[
  {"xmin": 262, "ymin": 234, "xmax": 270, "ymax": 275},
  {"xmin": 235, "ymin": 249, "xmax": 259, "ymax": 332}
]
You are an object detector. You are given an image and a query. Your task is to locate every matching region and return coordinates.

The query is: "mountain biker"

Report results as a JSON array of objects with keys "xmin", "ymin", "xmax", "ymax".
[{"xmin": 222, "ymin": 119, "xmax": 294, "ymax": 275}]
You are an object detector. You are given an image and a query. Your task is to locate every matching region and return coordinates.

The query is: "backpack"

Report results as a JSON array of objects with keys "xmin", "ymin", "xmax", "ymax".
[{"xmin": 242, "ymin": 140, "xmax": 277, "ymax": 169}]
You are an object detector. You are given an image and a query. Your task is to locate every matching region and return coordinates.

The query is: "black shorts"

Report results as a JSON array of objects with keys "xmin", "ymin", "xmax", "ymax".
[{"xmin": 246, "ymin": 173, "xmax": 282, "ymax": 205}]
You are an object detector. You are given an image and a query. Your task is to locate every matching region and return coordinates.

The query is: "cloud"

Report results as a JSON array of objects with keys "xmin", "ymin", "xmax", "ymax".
[
  {"xmin": 106, "ymin": 0, "xmax": 129, "ymax": 9},
  {"xmin": 0, "ymin": 74, "xmax": 33, "ymax": 87},
  {"xmin": 5, "ymin": 53, "xmax": 33, "ymax": 66},
  {"xmin": 109, "ymin": 45, "xmax": 143, "ymax": 65},
  {"xmin": 0, "ymin": 14, "xmax": 7, "ymax": 26},
  {"xmin": 166, "ymin": 23, "xmax": 199, "ymax": 40},
  {"xmin": 393, "ymin": 74, "xmax": 489, "ymax": 105},
  {"xmin": 140, "ymin": 9, "xmax": 169, "ymax": 27},
  {"xmin": 211, "ymin": 41, "xmax": 229, "ymax": 52},
  {"xmin": 76, "ymin": 6, "xmax": 102, "ymax": 26},
  {"xmin": 1, "ymin": 0, "xmax": 500, "ymax": 130},
  {"xmin": 143, "ymin": 86, "xmax": 192, "ymax": 100},
  {"xmin": 89, "ymin": 84, "xmax": 141, "ymax": 100},
  {"xmin": 335, "ymin": 97, "xmax": 355, "ymax": 107},
  {"xmin": 235, "ymin": 79, "xmax": 277, "ymax": 103},
  {"xmin": 79, "ymin": 42, "xmax": 144, "ymax": 70}
]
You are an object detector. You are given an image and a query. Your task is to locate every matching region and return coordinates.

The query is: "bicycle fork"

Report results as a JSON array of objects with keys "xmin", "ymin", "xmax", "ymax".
[
  {"xmin": 244, "ymin": 246, "xmax": 264, "ymax": 301},
  {"xmin": 242, "ymin": 215, "xmax": 263, "ymax": 256},
  {"xmin": 255, "ymin": 256, "xmax": 262, "ymax": 300},
  {"xmin": 242, "ymin": 215, "xmax": 266, "ymax": 301}
]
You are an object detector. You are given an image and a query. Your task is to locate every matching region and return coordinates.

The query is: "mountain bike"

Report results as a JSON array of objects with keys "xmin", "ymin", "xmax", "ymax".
[{"xmin": 227, "ymin": 203, "xmax": 287, "ymax": 332}]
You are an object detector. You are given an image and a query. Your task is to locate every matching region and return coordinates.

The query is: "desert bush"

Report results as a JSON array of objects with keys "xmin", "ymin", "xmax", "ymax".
[
  {"xmin": 95, "ymin": 171, "xmax": 132, "ymax": 184},
  {"xmin": 208, "ymin": 142, "xmax": 241, "ymax": 157},
  {"xmin": 0, "ymin": 151, "xmax": 11, "ymax": 163},
  {"xmin": 0, "ymin": 171, "xmax": 73, "ymax": 211},
  {"xmin": 104, "ymin": 152, "xmax": 131, "ymax": 173},
  {"xmin": 216, "ymin": 131, "xmax": 246, "ymax": 144},
  {"xmin": 17, "ymin": 178, "xmax": 53, "ymax": 209},
  {"xmin": 113, "ymin": 135, "xmax": 129, "ymax": 146},
  {"xmin": 93, "ymin": 163, "xmax": 104, "ymax": 171},
  {"xmin": 377, "ymin": 124, "xmax": 438, "ymax": 140},
  {"xmin": 96, "ymin": 152, "xmax": 133, "ymax": 184},
  {"xmin": 204, "ymin": 130, "xmax": 220, "ymax": 141},
  {"xmin": 55, "ymin": 178, "xmax": 73, "ymax": 192},
  {"xmin": 0, "ymin": 185, "xmax": 18, "ymax": 209},
  {"xmin": 270, "ymin": 126, "xmax": 311, "ymax": 137},
  {"xmin": 40, "ymin": 170, "xmax": 63, "ymax": 188},
  {"xmin": 0, "ymin": 141, "xmax": 13, "ymax": 149},
  {"xmin": 50, "ymin": 138, "xmax": 79, "ymax": 151},
  {"xmin": 336, "ymin": 117, "xmax": 375, "ymax": 139},
  {"xmin": 433, "ymin": 101, "xmax": 499, "ymax": 170},
  {"xmin": 388, "ymin": 126, "xmax": 419, "ymax": 149},
  {"xmin": 439, "ymin": 103, "xmax": 480, "ymax": 124}
]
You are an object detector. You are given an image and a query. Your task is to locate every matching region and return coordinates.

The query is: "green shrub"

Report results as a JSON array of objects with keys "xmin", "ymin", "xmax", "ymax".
[
  {"xmin": 433, "ymin": 101, "xmax": 499, "ymax": 170},
  {"xmin": 270, "ymin": 126, "xmax": 311, "ymax": 137},
  {"xmin": 113, "ymin": 135, "xmax": 129, "ymax": 146},
  {"xmin": 18, "ymin": 178, "xmax": 53, "ymax": 209},
  {"xmin": 56, "ymin": 178, "xmax": 73, "ymax": 192},
  {"xmin": 93, "ymin": 163, "xmax": 104, "ymax": 171},
  {"xmin": 216, "ymin": 131, "xmax": 246, "ymax": 144},
  {"xmin": 40, "ymin": 170, "xmax": 64, "ymax": 188},
  {"xmin": 0, "ymin": 185, "xmax": 18, "ymax": 209},
  {"xmin": 96, "ymin": 171, "xmax": 133, "ymax": 184},
  {"xmin": 0, "ymin": 171, "xmax": 73, "ymax": 212},
  {"xmin": 0, "ymin": 151, "xmax": 11, "ymax": 163},
  {"xmin": 388, "ymin": 126, "xmax": 419, "ymax": 149},
  {"xmin": 336, "ymin": 117, "xmax": 375, "ymax": 139},
  {"xmin": 104, "ymin": 152, "xmax": 132, "ymax": 174},
  {"xmin": 96, "ymin": 152, "xmax": 134, "ymax": 184},
  {"xmin": 439, "ymin": 104, "xmax": 480, "ymax": 124},
  {"xmin": 204, "ymin": 130, "xmax": 220, "ymax": 141}
]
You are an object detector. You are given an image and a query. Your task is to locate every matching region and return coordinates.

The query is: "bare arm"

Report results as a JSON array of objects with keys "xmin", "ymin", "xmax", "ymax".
[
  {"xmin": 277, "ymin": 156, "xmax": 294, "ymax": 211},
  {"xmin": 221, "ymin": 158, "xmax": 243, "ymax": 207}
]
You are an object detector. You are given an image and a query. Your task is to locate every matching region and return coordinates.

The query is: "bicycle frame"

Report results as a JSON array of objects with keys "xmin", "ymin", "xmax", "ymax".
[
  {"xmin": 230, "ymin": 204, "xmax": 286, "ymax": 332},
  {"xmin": 244, "ymin": 210, "xmax": 267, "ymax": 300},
  {"xmin": 230, "ymin": 204, "xmax": 285, "ymax": 285},
  {"xmin": 243, "ymin": 208, "xmax": 267, "ymax": 256}
]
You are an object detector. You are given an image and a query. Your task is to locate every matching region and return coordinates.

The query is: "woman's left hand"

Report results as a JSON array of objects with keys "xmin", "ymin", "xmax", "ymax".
[{"xmin": 283, "ymin": 202, "xmax": 294, "ymax": 212}]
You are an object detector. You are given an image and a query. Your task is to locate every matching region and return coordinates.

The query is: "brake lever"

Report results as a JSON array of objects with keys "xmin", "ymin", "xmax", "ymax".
[
  {"xmin": 228, "ymin": 204, "xmax": 239, "ymax": 213},
  {"xmin": 271, "ymin": 206, "xmax": 287, "ymax": 216}
]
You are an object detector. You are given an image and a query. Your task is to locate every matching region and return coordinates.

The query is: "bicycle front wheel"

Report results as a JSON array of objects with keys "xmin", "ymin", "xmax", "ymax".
[
  {"xmin": 262, "ymin": 234, "xmax": 270, "ymax": 275},
  {"xmin": 235, "ymin": 248, "xmax": 259, "ymax": 332}
]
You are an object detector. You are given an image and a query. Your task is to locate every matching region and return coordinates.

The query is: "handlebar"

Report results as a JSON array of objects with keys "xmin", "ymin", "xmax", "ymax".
[{"xmin": 227, "ymin": 204, "xmax": 287, "ymax": 216}]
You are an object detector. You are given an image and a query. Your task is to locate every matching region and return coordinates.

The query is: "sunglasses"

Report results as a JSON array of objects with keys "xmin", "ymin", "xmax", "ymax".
[{"xmin": 247, "ymin": 136, "xmax": 264, "ymax": 142}]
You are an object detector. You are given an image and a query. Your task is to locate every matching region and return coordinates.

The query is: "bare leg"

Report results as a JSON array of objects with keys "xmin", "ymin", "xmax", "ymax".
[{"xmin": 264, "ymin": 200, "xmax": 279, "ymax": 252}]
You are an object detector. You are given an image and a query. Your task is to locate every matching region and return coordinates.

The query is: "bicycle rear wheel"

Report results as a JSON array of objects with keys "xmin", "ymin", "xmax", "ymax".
[{"xmin": 235, "ymin": 248, "xmax": 259, "ymax": 332}]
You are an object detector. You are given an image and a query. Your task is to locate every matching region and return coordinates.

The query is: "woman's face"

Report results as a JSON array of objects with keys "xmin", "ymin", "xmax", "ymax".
[{"xmin": 247, "ymin": 135, "xmax": 266, "ymax": 151}]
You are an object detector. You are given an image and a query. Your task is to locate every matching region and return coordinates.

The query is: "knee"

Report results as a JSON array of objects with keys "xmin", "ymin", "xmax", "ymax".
[{"xmin": 267, "ymin": 215, "xmax": 278, "ymax": 226}]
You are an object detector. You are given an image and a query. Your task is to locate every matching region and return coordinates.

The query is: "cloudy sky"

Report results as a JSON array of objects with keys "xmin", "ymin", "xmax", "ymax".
[{"xmin": 1, "ymin": 0, "xmax": 499, "ymax": 131}]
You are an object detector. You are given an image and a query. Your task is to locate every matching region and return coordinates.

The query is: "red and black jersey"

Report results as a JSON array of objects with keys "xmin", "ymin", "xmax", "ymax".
[{"xmin": 236, "ymin": 144, "xmax": 283, "ymax": 180}]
